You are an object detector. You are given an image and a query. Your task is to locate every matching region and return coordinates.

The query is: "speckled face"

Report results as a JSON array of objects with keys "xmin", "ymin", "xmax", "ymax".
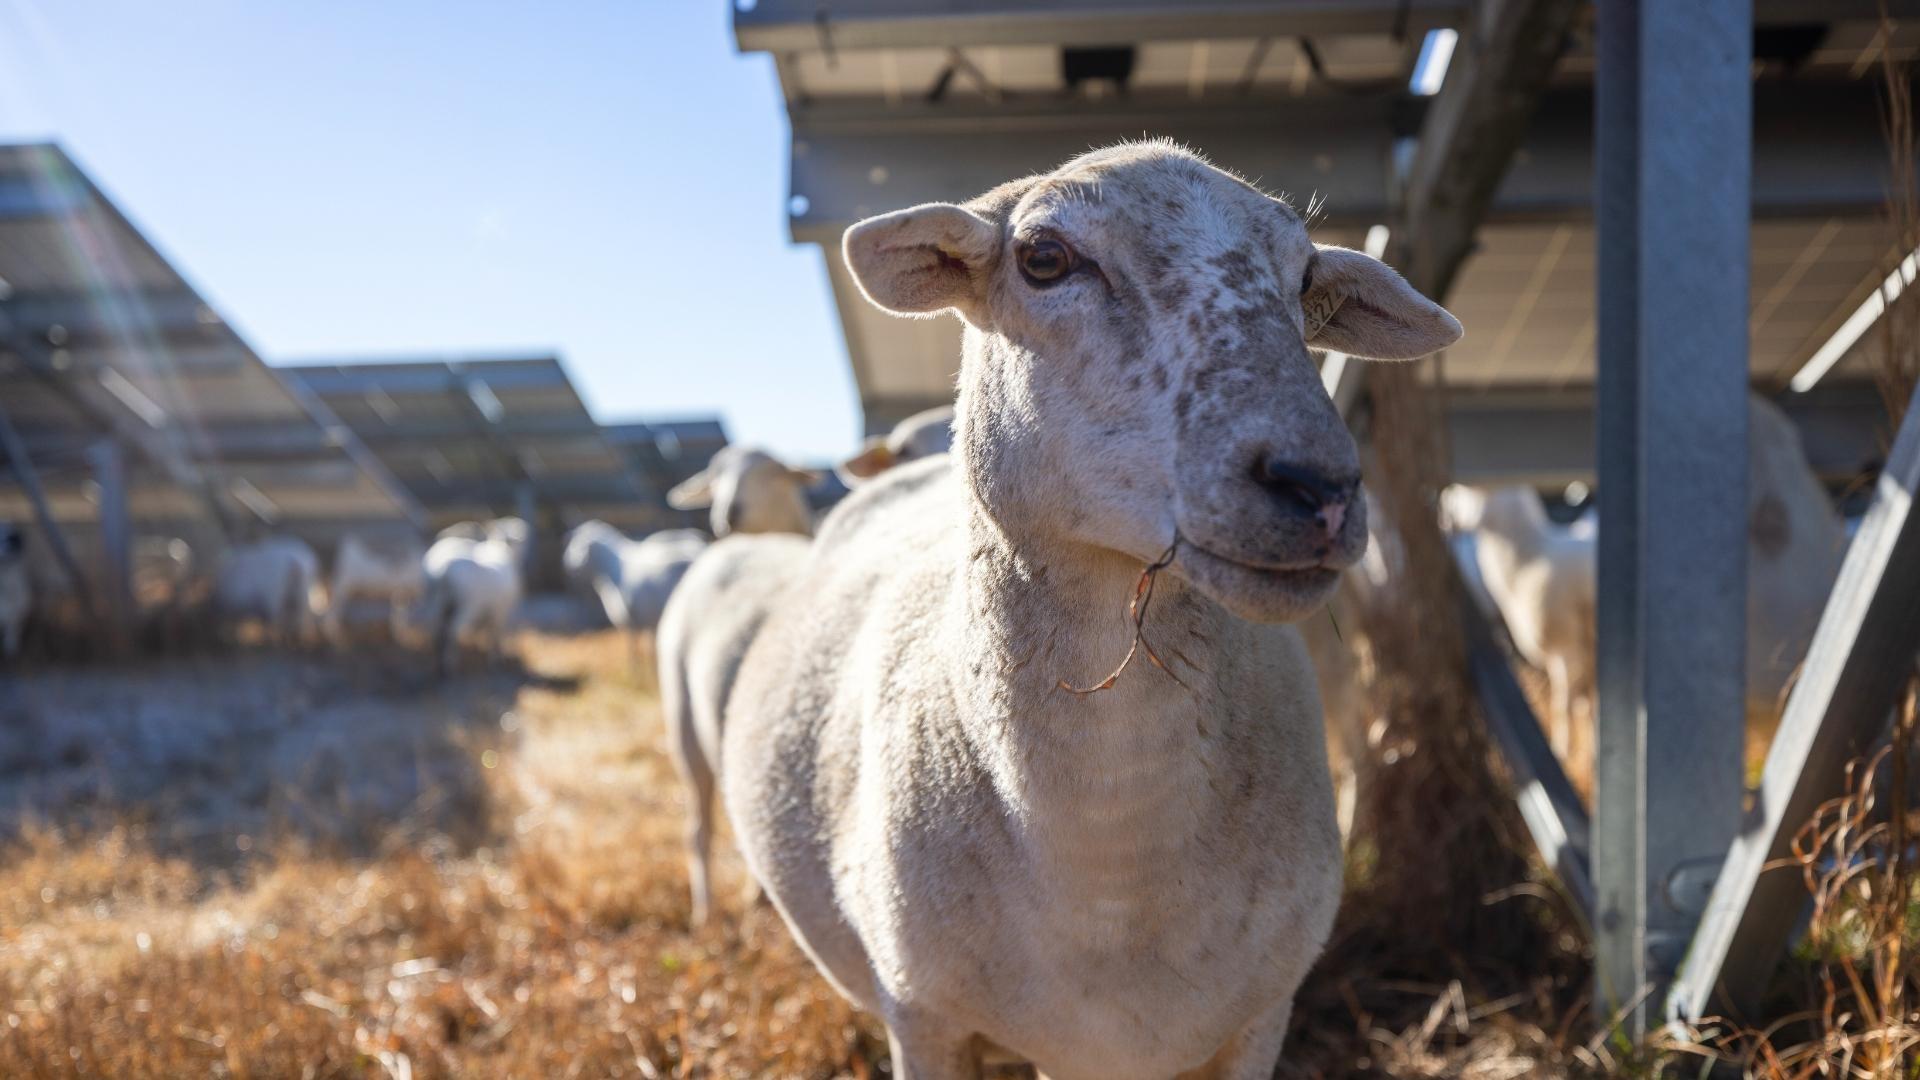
[
  {"xmin": 964, "ymin": 149, "xmax": 1367, "ymax": 622},
  {"xmin": 844, "ymin": 140, "xmax": 1460, "ymax": 623}
]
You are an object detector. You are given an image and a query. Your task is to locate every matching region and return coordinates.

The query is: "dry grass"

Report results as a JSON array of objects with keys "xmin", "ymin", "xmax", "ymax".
[
  {"xmin": 1, "ymin": 615, "xmax": 1909, "ymax": 1078},
  {"xmin": 0, "ymin": 628, "xmax": 884, "ymax": 1078}
]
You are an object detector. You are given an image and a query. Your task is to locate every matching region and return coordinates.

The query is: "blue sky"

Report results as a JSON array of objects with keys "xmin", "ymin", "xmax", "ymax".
[{"xmin": 0, "ymin": 1, "xmax": 858, "ymax": 461}]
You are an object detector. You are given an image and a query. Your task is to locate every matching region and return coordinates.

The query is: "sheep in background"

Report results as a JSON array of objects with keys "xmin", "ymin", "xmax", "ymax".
[
  {"xmin": 834, "ymin": 405, "xmax": 956, "ymax": 486},
  {"xmin": 436, "ymin": 520, "xmax": 490, "ymax": 542},
  {"xmin": 1745, "ymin": 393, "xmax": 1847, "ymax": 711},
  {"xmin": 326, "ymin": 531, "xmax": 427, "ymax": 647},
  {"xmin": 420, "ymin": 517, "xmax": 529, "ymax": 675},
  {"xmin": 562, "ymin": 521, "xmax": 709, "ymax": 667},
  {"xmin": 719, "ymin": 142, "xmax": 1461, "ymax": 1076},
  {"xmin": 654, "ymin": 531, "xmax": 811, "ymax": 926},
  {"xmin": 214, "ymin": 536, "xmax": 324, "ymax": 647},
  {"xmin": 666, "ymin": 446, "xmax": 819, "ymax": 538},
  {"xmin": 1445, "ymin": 396, "xmax": 1847, "ymax": 742},
  {"xmin": 654, "ymin": 444, "xmax": 832, "ymax": 924},
  {"xmin": 1442, "ymin": 484, "xmax": 1596, "ymax": 759},
  {"xmin": 0, "ymin": 523, "xmax": 28, "ymax": 660}
]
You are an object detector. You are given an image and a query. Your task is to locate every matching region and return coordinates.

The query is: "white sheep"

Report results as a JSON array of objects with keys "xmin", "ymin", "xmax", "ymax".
[
  {"xmin": 1444, "ymin": 395, "xmax": 1846, "ymax": 753},
  {"xmin": 562, "ymin": 521, "xmax": 708, "ymax": 666},
  {"xmin": 1745, "ymin": 393, "xmax": 1846, "ymax": 711},
  {"xmin": 834, "ymin": 405, "xmax": 956, "ymax": 486},
  {"xmin": 654, "ymin": 531, "xmax": 811, "ymax": 926},
  {"xmin": 1441, "ymin": 484, "xmax": 1596, "ymax": 760},
  {"xmin": 325, "ymin": 531, "xmax": 427, "ymax": 646},
  {"xmin": 0, "ymin": 523, "xmax": 28, "ymax": 659},
  {"xmin": 213, "ymin": 536, "xmax": 324, "ymax": 646},
  {"xmin": 718, "ymin": 142, "xmax": 1461, "ymax": 1077},
  {"xmin": 666, "ymin": 445, "xmax": 819, "ymax": 537},
  {"xmin": 420, "ymin": 517, "xmax": 529, "ymax": 674}
]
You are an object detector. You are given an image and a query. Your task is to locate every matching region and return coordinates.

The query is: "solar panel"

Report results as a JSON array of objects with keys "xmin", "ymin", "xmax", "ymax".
[
  {"xmin": 737, "ymin": 3, "xmax": 1908, "ymax": 472},
  {"xmin": 0, "ymin": 143, "xmax": 423, "ymax": 591},
  {"xmin": 283, "ymin": 357, "xmax": 678, "ymax": 535}
]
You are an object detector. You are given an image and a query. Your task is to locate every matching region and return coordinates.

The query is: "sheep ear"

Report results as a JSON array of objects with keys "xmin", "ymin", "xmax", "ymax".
[
  {"xmin": 836, "ymin": 437, "xmax": 895, "ymax": 484},
  {"xmin": 666, "ymin": 469, "xmax": 714, "ymax": 509},
  {"xmin": 843, "ymin": 203, "xmax": 999, "ymax": 320},
  {"xmin": 1304, "ymin": 246, "xmax": 1462, "ymax": 361},
  {"xmin": 786, "ymin": 466, "xmax": 825, "ymax": 487}
]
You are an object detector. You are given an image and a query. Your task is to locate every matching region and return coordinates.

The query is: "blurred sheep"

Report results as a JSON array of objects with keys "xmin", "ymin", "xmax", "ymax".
[
  {"xmin": 666, "ymin": 446, "xmax": 818, "ymax": 538},
  {"xmin": 833, "ymin": 405, "xmax": 955, "ymax": 487},
  {"xmin": 214, "ymin": 536, "xmax": 324, "ymax": 647},
  {"xmin": 326, "ymin": 531, "xmax": 427, "ymax": 646},
  {"xmin": 420, "ymin": 517, "xmax": 529, "ymax": 675}
]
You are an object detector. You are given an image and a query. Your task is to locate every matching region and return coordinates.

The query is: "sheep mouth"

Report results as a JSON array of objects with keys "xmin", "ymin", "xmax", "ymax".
[
  {"xmin": 1173, "ymin": 539, "xmax": 1344, "ymax": 622},
  {"xmin": 1179, "ymin": 540, "xmax": 1343, "ymax": 582}
]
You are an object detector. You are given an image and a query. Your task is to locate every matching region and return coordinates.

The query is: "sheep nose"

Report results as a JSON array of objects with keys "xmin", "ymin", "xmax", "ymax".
[{"xmin": 1253, "ymin": 457, "xmax": 1358, "ymax": 540}]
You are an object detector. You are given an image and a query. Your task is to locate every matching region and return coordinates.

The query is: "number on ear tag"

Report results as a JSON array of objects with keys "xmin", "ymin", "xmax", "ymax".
[{"xmin": 1303, "ymin": 290, "xmax": 1344, "ymax": 339}]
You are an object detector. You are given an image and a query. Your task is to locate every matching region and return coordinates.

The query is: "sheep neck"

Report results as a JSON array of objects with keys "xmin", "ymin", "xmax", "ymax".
[{"xmin": 949, "ymin": 492, "xmax": 1230, "ymax": 865}]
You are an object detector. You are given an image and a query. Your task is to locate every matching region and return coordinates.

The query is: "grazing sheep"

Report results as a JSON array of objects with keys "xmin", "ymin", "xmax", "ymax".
[
  {"xmin": 562, "ymin": 521, "xmax": 709, "ymax": 667},
  {"xmin": 326, "ymin": 531, "xmax": 427, "ymax": 646},
  {"xmin": 720, "ymin": 142, "xmax": 1461, "ymax": 1077},
  {"xmin": 0, "ymin": 523, "xmax": 28, "ymax": 660},
  {"xmin": 666, "ymin": 446, "xmax": 819, "ymax": 537},
  {"xmin": 420, "ymin": 517, "xmax": 529, "ymax": 674},
  {"xmin": 214, "ymin": 536, "xmax": 324, "ymax": 646},
  {"xmin": 835, "ymin": 405, "xmax": 957, "ymax": 485},
  {"xmin": 1441, "ymin": 484, "xmax": 1596, "ymax": 760},
  {"xmin": 654, "ymin": 532, "xmax": 812, "ymax": 926}
]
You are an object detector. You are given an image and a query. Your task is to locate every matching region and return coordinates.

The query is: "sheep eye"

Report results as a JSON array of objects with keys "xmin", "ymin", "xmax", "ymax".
[
  {"xmin": 1018, "ymin": 238, "xmax": 1075, "ymax": 286},
  {"xmin": 1300, "ymin": 258, "xmax": 1315, "ymax": 296}
]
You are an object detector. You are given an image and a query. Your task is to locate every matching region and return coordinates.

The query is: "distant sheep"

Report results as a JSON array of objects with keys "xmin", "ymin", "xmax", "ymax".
[
  {"xmin": 420, "ymin": 517, "xmax": 529, "ymax": 674},
  {"xmin": 1442, "ymin": 484, "xmax": 1596, "ymax": 759},
  {"xmin": 214, "ymin": 536, "xmax": 324, "ymax": 646},
  {"xmin": 0, "ymin": 523, "xmax": 28, "ymax": 659},
  {"xmin": 563, "ymin": 521, "xmax": 708, "ymax": 667},
  {"xmin": 666, "ymin": 446, "xmax": 818, "ymax": 538},
  {"xmin": 834, "ymin": 405, "xmax": 956, "ymax": 486},
  {"xmin": 326, "ymin": 531, "xmax": 427, "ymax": 646},
  {"xmin": 1745, "ymin": 393, "xmax": 1847, "ymax": 710},
  {"xmin": 1442, "ymin": 395, "xmax": 1849, "ymax": 758}
]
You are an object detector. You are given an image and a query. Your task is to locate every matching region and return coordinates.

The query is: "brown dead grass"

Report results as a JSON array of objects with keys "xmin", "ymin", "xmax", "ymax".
[{"xmin": 0, "ymin": 629, "xmax": 884, "ymax": 1078}]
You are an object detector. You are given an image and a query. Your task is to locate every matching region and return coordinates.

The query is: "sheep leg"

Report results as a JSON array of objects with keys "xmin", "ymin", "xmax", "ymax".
[
  {"xmin": 388, "ymin": 590, "xmax": 414, "ymax": 644},
  {"xmin": 443, "ymin": 602, "xmax": 482, "ymax": 678},
  {"xmin": 672, "ymin": 724, "xmax": 717, "ymax": 927},
  {"xmin": 328, "ymin": 587, "xmax": 357, "ymax": 650},
  {"xmin": 1546, "ymin": 656, "xmax": 1572, "ymax": 760}
]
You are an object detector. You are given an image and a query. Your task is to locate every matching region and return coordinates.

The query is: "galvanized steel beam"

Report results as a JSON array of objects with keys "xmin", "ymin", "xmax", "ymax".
[{"xmin": 1593, "ymin": 0, "xmax": 1752, "ymax": 1035}]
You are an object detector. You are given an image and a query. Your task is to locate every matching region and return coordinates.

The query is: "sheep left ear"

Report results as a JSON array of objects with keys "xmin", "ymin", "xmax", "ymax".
[
  {"xmin": 843, "ymin": 203, "xmax": 999, "ymax": 323},
  {"xmin": 1303, "ymin": 246, "xmax": 1462, "ymax": 360},
  {"xmin": 786, "ymin": 466, "xmax": 825, "ymax": 487},
  {"xmin": 667, "ymin": 469, "xmax": 714, "ymax": 509}
]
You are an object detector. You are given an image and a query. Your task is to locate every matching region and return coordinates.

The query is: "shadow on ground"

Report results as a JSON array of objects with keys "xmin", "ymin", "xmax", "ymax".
[{"xmin": 0, "ymin": 615, "xmax": 584, "ymax": 873}]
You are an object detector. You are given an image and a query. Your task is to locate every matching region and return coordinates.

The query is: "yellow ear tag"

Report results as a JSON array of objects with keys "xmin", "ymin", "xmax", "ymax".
[{"xmin": 1303, "ymin": 290, "xmax": 1345, "ymax": 339}]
